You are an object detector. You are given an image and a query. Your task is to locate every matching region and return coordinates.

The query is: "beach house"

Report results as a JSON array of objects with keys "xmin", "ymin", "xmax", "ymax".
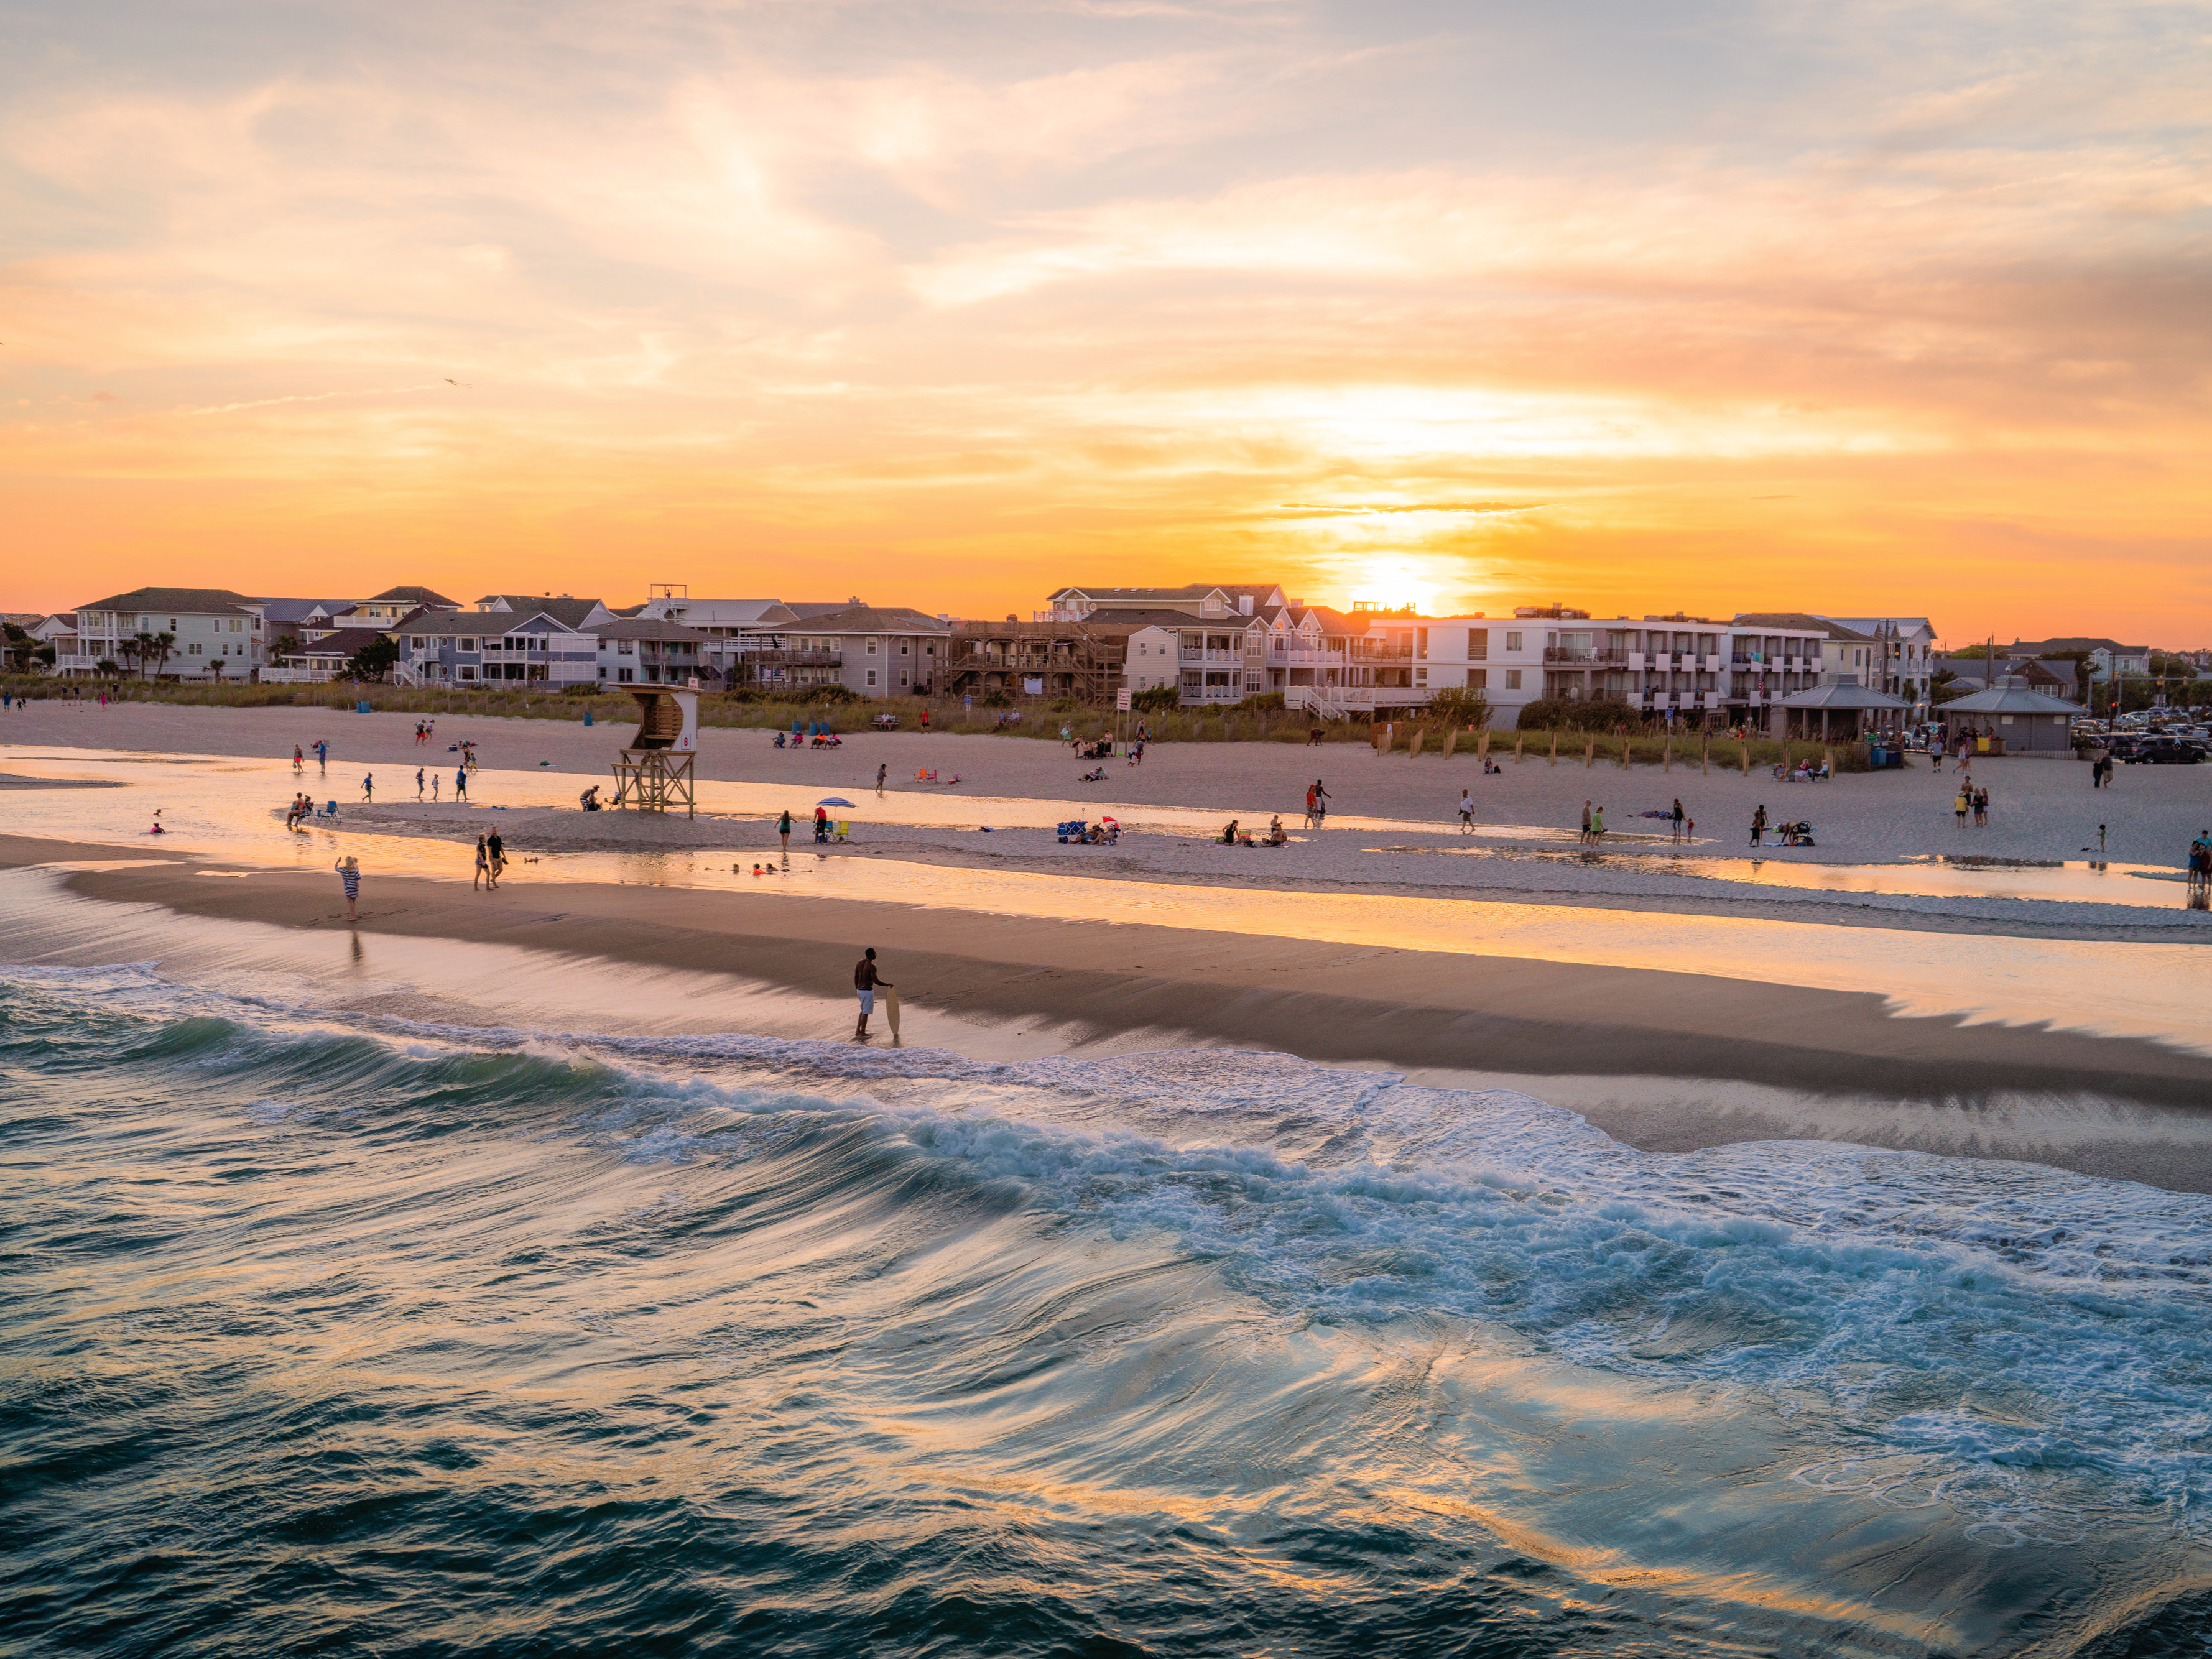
[
  {"xmin": 63, "ymin": 587, "xmax": 267, "ymax": 680},
  {"xmin": 392, "ymin": 598, "xmax": 609, "ymax": 688},
  {"xmin": 1416, "ymin": 611, "xmax": 1832, "ymax": 729}
]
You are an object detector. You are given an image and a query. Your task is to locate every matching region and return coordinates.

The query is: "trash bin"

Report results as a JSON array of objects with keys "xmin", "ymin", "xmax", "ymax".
[
  {"xmin": 583, "ymin": 709, "xmax": 593, "ymax": 727},
  {"xmin": 356, "ymin": 700, "xmax": 372, "ymax": 714}
]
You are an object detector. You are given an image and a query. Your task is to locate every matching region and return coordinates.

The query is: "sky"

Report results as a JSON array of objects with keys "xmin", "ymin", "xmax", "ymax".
[{"xmin": 2, "ymin": 0, "xmax": 2207, "ymax": 644}]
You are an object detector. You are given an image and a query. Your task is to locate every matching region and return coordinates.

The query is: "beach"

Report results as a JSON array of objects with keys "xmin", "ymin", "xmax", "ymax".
[
  {"xmin": 4, "ymin": 701, "xmax": 2210, "ymax": 1184},
  {"xmin": 8, "ymin": 705, "xmax": 2212, "ymax": 1657}
]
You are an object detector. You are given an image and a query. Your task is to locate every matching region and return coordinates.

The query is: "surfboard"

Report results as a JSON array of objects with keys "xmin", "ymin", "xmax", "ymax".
[{"xmin": 884, "ymin": 987, "xmax": 901, "ymax": 1038}]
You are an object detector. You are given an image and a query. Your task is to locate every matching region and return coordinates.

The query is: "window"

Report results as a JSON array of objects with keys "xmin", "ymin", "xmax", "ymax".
[
  {"xmin": 1469, "ymin": 668, "xmax": 1488, "ymax": 689},
  {"xmin": 1505, "ymin": 631, "xmax": 1523, "ymax": 652},
  {"xmin": 460, "ymin": 637, "xmax": 476, "ymax": 651},
  {"xmin": 867, "ymin": 639, "xmax": 878, "ymax": 655},
  {"xmin": 866, "ymin": 669, "xmax": 877, "ymax": 686},
  {"xmin": 1506, "ymin": 669, "xmax": 1522, "ymax": 690},
  {"xmin": 188, "ymin": 642, "xmax": 202, "ymax": 655},
  {"xmin": 1414, "ymin": 667, "xmax": 1427, "ymax": 685},
  {"xmin": 411, "ymin": 637, "xmax": 424, "ymax": 649},
  {"xmin": 1468, "ymin": 629, "xmax": 1487, "ymax": 661},
  {"xmin": 460, "ymin": 665, "xmax": 478, "ymax": 681},
  {"xmin": 900, "ymin": 642, "xmax": 909, "ymax": 654}
]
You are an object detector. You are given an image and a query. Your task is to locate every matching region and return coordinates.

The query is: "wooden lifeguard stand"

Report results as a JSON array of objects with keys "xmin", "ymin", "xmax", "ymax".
[{"xmin": 610, "ymin": 683, "xmax": 698, "ymax": 818}]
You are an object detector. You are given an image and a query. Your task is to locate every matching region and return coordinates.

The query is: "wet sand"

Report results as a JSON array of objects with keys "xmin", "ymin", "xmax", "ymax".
[{"xmin": 12, "ymin": 831, "xmax": 2212, "ymax": 1190}]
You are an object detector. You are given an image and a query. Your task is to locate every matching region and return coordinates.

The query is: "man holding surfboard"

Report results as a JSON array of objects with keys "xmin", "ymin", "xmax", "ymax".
[{"xmin": 854, "ymin": 948, "xmax": 894, "ymax": 1040}]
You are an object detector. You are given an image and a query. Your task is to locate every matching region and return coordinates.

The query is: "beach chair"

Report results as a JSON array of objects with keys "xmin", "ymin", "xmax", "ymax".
[
  {"xmin": 1057, "ymin": 819, "xmax": 1086, "ymax": 843},
  {"xmin": 917, "ymin": 767, "xmax": 938, "ymax": 782},
  {"xmin": 831, "ymin": 820, "xmax": 851, "ymax": 842}
]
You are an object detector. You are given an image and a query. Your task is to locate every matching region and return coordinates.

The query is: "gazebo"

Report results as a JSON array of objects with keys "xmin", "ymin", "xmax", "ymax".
[
  {"xmin": 1774, "ymin": 682, "xmax": 1911, "ymax": 742},
  {"xmin": 1937, "ymin": 685, "xmax": 2081, "ymax": 754}
]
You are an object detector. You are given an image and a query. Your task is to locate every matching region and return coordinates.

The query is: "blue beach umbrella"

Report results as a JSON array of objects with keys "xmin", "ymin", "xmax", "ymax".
[{"xmin": 817, "ymin": 797, "xmax": 856, "ymax": 807}]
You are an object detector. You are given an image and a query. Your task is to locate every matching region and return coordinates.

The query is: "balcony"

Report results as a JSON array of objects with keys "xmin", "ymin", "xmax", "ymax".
[{"xmin": 1543, "ymin": 647, "xmax": 1627, "ymax": 665}]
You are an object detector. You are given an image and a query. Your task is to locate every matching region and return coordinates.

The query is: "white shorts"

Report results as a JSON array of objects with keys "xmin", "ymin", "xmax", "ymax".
[{"xmin": 856, "ymin": 989, "xmax": 875, "ymax": 1016}]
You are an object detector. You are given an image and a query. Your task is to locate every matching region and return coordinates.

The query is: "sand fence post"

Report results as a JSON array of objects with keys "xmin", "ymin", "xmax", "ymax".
[
  {"xmin": 1741, "ymin": 741, "xmax": 1751, "ymax": 775},
  {"xmin": 1701, "ymin": 734, "xmax": 1710, "ymax": 775},
  {"xmin": 1664, "ymin": 734, "xmax": 1672, "ymax": 772},
  {"xmin": 1478, "ymin": 728, "xmax": 1492, "ymax": 764},
  {"xmin": 1548, "ymin": 731, "xmax": 1557, "ymax": 765},
  {"xmin": 1442, "ymin": 726, "xmax": 1458, "ymax": 759},
  {"xmin": 1514, "ymin": 732, "xmax": 1524, "ymax": 761},
  {"xmin": 1585, "ymin": 737, "xmax": 1595, "ymax": 768},
  {"xmin": 1409, "ymin": 727, "xmax": 1425, "ymax": 759}
]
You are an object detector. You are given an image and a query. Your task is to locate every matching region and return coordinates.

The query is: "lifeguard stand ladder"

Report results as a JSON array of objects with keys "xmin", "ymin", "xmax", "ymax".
[{"xmin": 611, "ymin": 685, "xmax": 698, "ymax": 818}]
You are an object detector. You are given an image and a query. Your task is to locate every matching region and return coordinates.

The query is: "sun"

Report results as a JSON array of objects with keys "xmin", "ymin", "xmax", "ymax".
[{"xmin": 1343, "ymin": 556, "xmax": 1449, "ymax": 615}]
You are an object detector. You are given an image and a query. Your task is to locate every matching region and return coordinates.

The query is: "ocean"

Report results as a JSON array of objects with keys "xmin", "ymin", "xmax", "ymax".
[{"xmin": 6, "ymin": 961, "xmax": 2211, "ymax": 1656}]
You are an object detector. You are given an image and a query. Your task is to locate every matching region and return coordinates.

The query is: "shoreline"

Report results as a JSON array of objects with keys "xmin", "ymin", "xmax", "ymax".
[{"xmin": 12, "ymin": 831, "xmax": 2212, "ymax": 1194}]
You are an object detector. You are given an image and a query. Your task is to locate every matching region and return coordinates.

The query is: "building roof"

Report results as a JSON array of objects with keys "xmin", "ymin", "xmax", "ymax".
[
  {"xmin": 590, "ymin": 618, "xmax": 711, "ymax": 643},
  {"xmin": 1818, "ymin": 616, "xmax": 1937, "ymax": 637},
  {"xmin": 634, "ymin": 598, "xmax": 798, "ymax": 629},
  {"xmin": 257, "ymin": 597, "xmax": 356, "ymax": 626},
  {"xmin": 783, "ymin": 600, "xmax": 867, "ymax": 620},
  {"xmin": 1938, "ymin": 685, "xmax": 2085, "ymax": 715},
  {"xmin": 365, "ymin": 586, "xmax": 460, "ymax": 608},
  {"xmin": 1734, "ymin": 612, "xmax": 1872, "ymax": 641},
  {"xmin": 402, "ymin": 608, "xmax": 596, "ymax": 637},
  {"xmin": 1777, "ymin": 683, "xmax": 1912, "ymax": 709},
  {"xmin": 783, "ymin": 606, "xmax": 951, "ymax": 634},
  {"xmin": 2007, "ymin": 637, "xmax": 2149, "ymax": 655},
  {"xmin": 473, "ymin": 595, "xmax": 610, "ymax": 631},
  {"xmin": 76, "ymin": 586, "xmax": 263, "ymax": 616}
]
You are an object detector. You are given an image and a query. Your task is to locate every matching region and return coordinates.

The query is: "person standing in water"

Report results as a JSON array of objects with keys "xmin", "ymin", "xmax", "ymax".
[
  {"xmin": 1750, "ymin": 804, "xmax": 1767, "ymax": 847},
  {"xmin": 334, "ymin": 854, "xmax": 361, "ymax": 922},
  {"xmin": 854, "ymin": 948, "xmax": 891, "ymax": 1040}
]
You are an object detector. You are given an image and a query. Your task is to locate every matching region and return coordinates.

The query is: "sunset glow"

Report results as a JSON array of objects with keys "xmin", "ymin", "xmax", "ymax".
[{"xmin": 3, "ymin": 0, "xmax": 2207, "ymax": 639}]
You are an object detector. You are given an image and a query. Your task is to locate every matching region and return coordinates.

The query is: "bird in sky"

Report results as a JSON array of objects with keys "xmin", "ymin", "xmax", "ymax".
[{"xmin": 445, "ymin": 377, "xmax": 469, "ymax": 386}]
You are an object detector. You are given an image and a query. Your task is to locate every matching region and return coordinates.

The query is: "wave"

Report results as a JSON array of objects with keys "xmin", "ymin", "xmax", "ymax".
[{"xmin": 6, "ymin": 959, "xmax": 2211, "ymax": 1655}]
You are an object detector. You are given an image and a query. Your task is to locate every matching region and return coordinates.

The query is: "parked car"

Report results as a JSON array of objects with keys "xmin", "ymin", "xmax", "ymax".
[{"xmin": 2127, "ymin": 736, "xmax": 2206, "ymax": 765}]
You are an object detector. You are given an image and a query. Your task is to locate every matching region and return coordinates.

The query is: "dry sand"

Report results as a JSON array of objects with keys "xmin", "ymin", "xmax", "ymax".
[{"xmin": 11, "ymin": 697, "xmax": 2210, "ymax": 871}]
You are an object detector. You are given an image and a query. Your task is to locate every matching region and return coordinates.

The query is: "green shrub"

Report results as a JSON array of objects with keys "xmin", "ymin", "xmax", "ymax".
[
  {"xmin": 800, "ymin": 683, "xmax": 859, "ymax": 705},
  {"xmin": 1131, "ymin": 685, "xmax": 1181, "ymax": 714},
  {"xmin": 980, "ymin": 687, "xmax": 1014, "ymax": 708},
  {"xmin": 1513, "ymin": 697, "xmax": 1640, "ymax": 733}
]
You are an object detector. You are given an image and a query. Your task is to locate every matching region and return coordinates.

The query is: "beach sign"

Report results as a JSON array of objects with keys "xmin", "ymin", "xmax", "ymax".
[{"xmin": 1116, "ymin": 689, "xmax": 1131, "ymax": 711}]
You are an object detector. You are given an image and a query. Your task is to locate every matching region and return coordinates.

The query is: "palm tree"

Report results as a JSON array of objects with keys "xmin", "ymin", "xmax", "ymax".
[
  {"xmin": 136, "ymin": 631, "xmax": 176, "ymax": 681},
  {"xmin": 131, "ymin": 631, "xmax": 157, "ymax": 680}
]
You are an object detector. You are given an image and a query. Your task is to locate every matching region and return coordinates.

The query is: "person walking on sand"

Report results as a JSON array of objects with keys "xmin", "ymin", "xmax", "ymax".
[
  {"xmin": 455, "ymin": 767, "xmax": 467, "ymax": 802},
  {"xmin": 876, "ymin": 762, "xmax": 887, "ymax": 798},
  {"xmin": 415, "ymin": 767, "xmax": 424, "ymax": 800},
  {"xmin": 778, "ymin": 809, "xmax": 793, "ymax": 857},
  {"xmin": 1590, "ymin": 806, "xmax": 1606, "ymax": 839},
  {"xmin": 430, "ymin": 772, "xmax": 440, "ymax": 802},
  {"xmin": 473, "ymin": 834, "xmax": 491, "ymax": 891},
  {"xmin": 361, "ymin": 772, "xmax": 374, "ymax": 802},
  {"xmin": 334, "ymin": 854, "xmax": 361, "ymax": 923},
  {"xmin": 1305, "ymin": 783, "xmax": 1319, "ymax": 828},
  {"xmin": 1312, "ymin": 780, "xmax": 1330, "ymax": 825},
  {"xmin": 1671, "ymin": 798, "xmax": 1685, "ymax": 843},
  {"xmin": 1750, "ymin": 804, "xmax": 1767, "ymax": 848},
  {"xmin": 854, "ymin": 947, "xmax": 891, "ymax": 1040},
  {"xmin": 1955, "ymin": 787, "xmax": 1968, "ymax": 828},
  {"xmin": 1580, "ymin": 800, "xmax": 1592, "ymax": 844},
  {"xmin": 486, "ymin": 829, "xmax": 505, "ymax": 887},
  {"xmin": 1458, "ymin": 790, "xmax": 1474, "ymax": 833}
]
